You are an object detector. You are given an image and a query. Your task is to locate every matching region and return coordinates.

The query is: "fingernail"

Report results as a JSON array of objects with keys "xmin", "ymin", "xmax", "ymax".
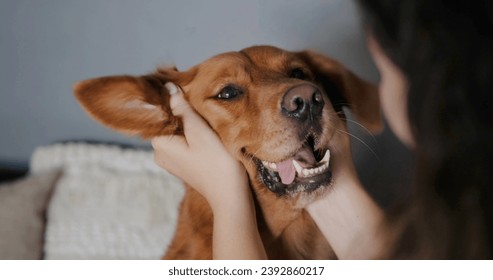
[{"xmin": 165, "ymin": 82, "xmax": 179, "ymax": 95}]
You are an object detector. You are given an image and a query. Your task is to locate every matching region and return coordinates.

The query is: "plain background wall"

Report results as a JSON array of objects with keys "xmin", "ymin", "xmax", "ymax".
[{"xmin": 0, "ymin": 0, "xmax": 411, "ymax": 206}]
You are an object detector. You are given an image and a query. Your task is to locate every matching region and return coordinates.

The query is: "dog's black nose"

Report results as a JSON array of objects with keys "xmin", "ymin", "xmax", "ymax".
[{"xmin": 281, "ymin": 84, "xmax": 324, "ymax": 122}]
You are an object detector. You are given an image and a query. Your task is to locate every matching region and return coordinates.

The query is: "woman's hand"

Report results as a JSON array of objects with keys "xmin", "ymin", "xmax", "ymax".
[
  {"xmin": 306, "ymin": 116, "xmax": 385, "ymax": 259},
  {"xmin": 328, "ymin": 115, "xmax": 359, "ymax": 182},
  {"xmin": 151, "ymin": 83, "xmax": 249, "ymax": 212},
  {"xmin": 152, "ymin": 83, "xmax": 267, "ymax": 259}
]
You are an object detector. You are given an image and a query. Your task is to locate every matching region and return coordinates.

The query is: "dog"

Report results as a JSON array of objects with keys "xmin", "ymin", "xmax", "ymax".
[{"xmin": 74, "ymin": 45, "xmax": 381, "ymax": 259}]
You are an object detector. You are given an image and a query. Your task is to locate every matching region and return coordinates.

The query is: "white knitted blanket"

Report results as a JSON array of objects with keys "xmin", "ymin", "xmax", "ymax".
[{"xmin": 30, "ymin": 142, "xmax": 185, "ymax": 259}]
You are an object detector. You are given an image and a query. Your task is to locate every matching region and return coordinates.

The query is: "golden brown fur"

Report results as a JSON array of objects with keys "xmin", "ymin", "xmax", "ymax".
[{"xmin": 74, "ymin": 45, "xmax": 381, "ymax": 259}]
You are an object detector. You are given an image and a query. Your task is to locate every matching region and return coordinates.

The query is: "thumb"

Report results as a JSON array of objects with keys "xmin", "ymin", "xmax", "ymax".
[
  {"xmin": 164, "ymin": 82, "xmax": 214, "ymax": 143},
  {"xmin": 165, "ymin": 82, "xmax": 194, "ymax": 119}
]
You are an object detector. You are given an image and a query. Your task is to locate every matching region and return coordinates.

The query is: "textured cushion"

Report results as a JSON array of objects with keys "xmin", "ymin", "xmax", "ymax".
[
  {"xmin": 30, "ymin": 143, "xmax": 184, "ymax": 259},
  {"xmin": 0, "ymin": 171, "xmax": 60, "ymax": 259}
]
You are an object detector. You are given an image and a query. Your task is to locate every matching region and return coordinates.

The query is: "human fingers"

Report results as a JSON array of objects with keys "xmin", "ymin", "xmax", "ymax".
[
  {"xmin": 165, "ymin": 82, "xmax": 195, "ymax": 119},
  {"xmin": 164, "ymin": 82, "xmax": 217, "ymax": 146}
]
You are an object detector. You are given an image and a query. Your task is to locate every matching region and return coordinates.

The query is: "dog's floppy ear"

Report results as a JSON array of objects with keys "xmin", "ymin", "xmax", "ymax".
[
  {"xmin": 298, "ymin": 51, "xmax": 382, "ymax": 134},
  {"xmin": 73, "ymin": 67, "xmax": 195, "ymax": 138}
]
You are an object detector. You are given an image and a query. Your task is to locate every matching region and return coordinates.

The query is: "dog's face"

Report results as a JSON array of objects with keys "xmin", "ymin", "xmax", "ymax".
[{"xmin": 74, "ymin": 46, "xmax": 380, "ymax": 204}]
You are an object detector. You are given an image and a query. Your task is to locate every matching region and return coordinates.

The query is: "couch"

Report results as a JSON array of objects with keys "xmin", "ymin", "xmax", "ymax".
[{"xmin": 0, "ymin": 142, "xmax": 184, "ymax": 259}]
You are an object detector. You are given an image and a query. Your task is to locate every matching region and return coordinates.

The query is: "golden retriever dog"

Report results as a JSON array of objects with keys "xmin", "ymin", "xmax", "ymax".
[{"xmin": 74, "ymin": 45, "xmax": 381, "ymax": 259}]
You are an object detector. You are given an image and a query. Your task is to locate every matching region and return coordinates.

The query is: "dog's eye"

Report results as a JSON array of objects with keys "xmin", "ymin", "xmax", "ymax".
[
  {"xmin": 216, "ymin": 85, "xmax": 243, "ymax": 100},
  {"xmin": 290, "ymin": 68, "xmax": 307, "ymax": 80}
]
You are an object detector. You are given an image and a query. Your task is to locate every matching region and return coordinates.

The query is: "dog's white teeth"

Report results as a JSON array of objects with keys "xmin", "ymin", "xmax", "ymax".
[
  {"xmin": 262, "ymin": 161, "xmax": 269, "ymax": 168},
  {"xmin": 263, "ymin": 150, "xmax": 330, "ymax": 179},
  {"xmin": 321, "ymin": 149, "xmax": 331, "ymax": 163},
  {"xmin": 262, "ymin": 160, "xmax": 277, "ymax": 171},
  {"xmin": 296, "ymin": 157, "xmax": 330, "ymax": 178},
  {"xmin": 292, "ymin": 160, "xmax": 303, "ymax": 174}
]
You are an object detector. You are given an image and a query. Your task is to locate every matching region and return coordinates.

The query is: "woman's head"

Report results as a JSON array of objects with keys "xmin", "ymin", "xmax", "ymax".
[{"xmin": 356, "ymin": 0, "xmax": 493, "ymax": 258}]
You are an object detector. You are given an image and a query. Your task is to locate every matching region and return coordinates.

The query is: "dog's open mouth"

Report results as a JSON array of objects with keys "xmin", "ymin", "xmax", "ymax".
[{"xmin": 254, "ymin": 135, "xmax": 332, "ymax": 196}]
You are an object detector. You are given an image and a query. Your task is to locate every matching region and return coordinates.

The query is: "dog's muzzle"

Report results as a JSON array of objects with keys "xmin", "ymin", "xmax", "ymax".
[{"xmin": 254, "ymin": 135, "xmax": 332, "ymax": 196}]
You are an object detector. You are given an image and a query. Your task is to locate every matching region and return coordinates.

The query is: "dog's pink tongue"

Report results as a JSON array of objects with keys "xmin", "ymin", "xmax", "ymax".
[{"xmin": 277, "ymin": 159, "xmax": 296, "ymax": 185}]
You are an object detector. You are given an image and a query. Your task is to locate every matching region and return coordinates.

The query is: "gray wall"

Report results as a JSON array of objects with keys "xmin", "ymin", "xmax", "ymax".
[
  {"xmin": 0, "ymin": 0, "xmax": 376, "ymax": 161},
  {"xmin": 0, "ymin": 0, "xmax": 410, "ymax": 205}
]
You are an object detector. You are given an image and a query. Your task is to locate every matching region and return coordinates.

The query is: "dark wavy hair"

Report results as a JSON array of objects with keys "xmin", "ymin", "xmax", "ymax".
[{"xmin": 356, "ymin": 0, "xmax": 493, "ymax": 259}]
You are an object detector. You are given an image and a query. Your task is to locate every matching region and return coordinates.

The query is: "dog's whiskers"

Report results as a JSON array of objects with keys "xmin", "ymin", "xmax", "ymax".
[
  {"xmin": 336, "ymin": 129, "xmax": 379, "ymax": 160},
  {"xmin": 339, "ymin": 117, "xmax": 377, "ymax": 143},
  {"xmin": 248, "ymin": 146, "xmax": 263, "ymax": 163},
  {"xmin": 243, "ymin": 145, "xmax": 272, "ymax": 184},
  {"xmin": 331, "ymin": 102, "xmax": 352, "ymax": 108}
]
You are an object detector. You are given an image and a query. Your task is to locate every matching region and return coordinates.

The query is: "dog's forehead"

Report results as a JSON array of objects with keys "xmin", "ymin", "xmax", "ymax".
[
  {"xmin": 195, "ymin": 47, "xmax": 299, "ymax": 81},
  {"xmin": 240, "ymin": 46, "xmax": 294, "ymax": 67},
  {"xmin": 193, "ymin": 53, "xmax": 250, "ymax": 83},
  {"xmin": 200, "ymin": 52, "xmax": 248, "ymax": 71}
]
